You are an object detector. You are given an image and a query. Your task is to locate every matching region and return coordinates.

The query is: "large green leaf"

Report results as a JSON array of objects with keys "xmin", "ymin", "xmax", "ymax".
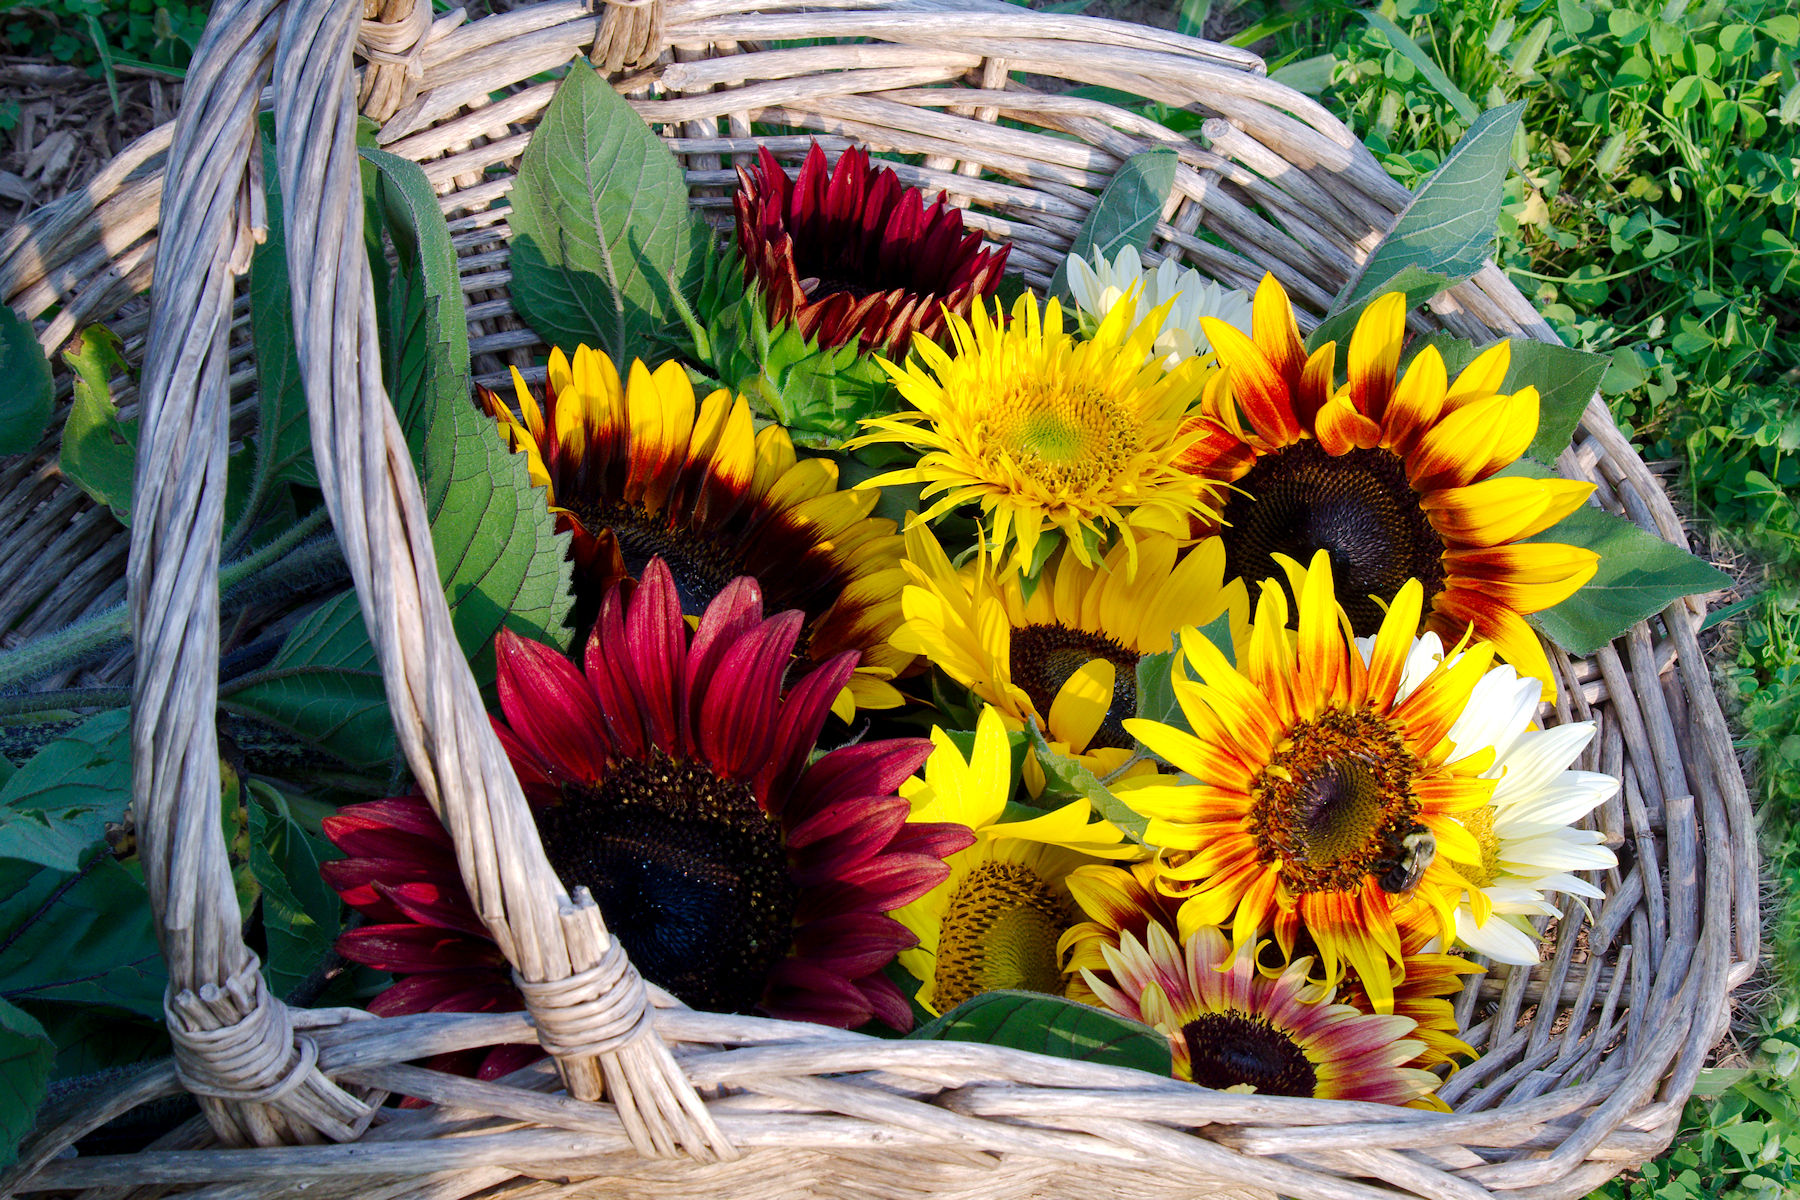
[
  {"xmin": 1419, "ymin": 333, "xmax": 1610, "ymax": 462},
  {"xmin": 0, "ymin": 710, "xmax": 131, "ymax": 872},
  {"xmin": 1310, "ymin": 102, "xmax": 1524, "ymax": 350},
  {"xmin": 507, "ymin": 57, "xmax": 702, "ymax": 364},
  {"xmin": 1526, "ymin": 505, "xmax": 1731, "ymax": 656},
  {"xmin": 1049, "ymin": 147, "xmax": 1178, "ymax": 299},
  {"xmin": 907, "ymin": 990, "xmax": 1171, "ymax": 1077},
  {"xmin": 57, "ymin": 326, "xmax": 137, "ymax": 524},
  {"xmin": 0, "ymin": 998, "xmax": 53, "ymax": 1169},
  {"xmin": 247, "ymin": 140, "xmax": 318, "ymax": 490},
  {"xmin": 1023, "ymin": 720, "xmax": 1149, "ymax": 843},
  {"xmin": 247, "ymin": 780, "xmax": 341, "ymax": 1002},
  {"xmin": 0, "ymin": 855, "xmax": 165, "ymax": 1018},
  {"xmin": 0, "ymin": 306, "xmax": 53, "ymax": 457}
]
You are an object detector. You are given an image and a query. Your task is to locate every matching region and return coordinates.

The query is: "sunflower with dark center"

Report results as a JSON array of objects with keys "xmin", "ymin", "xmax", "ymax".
[
  {"xmin": 735, "ymin": 142, "xmax": 1010, "ymax": 359},
  {"xmin": 1179, "ymin": 274, "xmax": 1600, "ymax": 696},
  {"xmin": 892, "ymin": 522, "xmax": 1247, "ymax": 789},
  {"xmin": 1063, "ymin": 859, "xmax": 1480, "ymax": 1078},
  {"xmin": 892, "ymin": 707, "xmax": 1142, "ymax": 1016},
  {"xmin": 1084, "ymin": 923, "xmax": 1441, "ymax": 1106},
  {"xmin": 478, "ymin": 347, "xmax": 912, "ymax": 716},
  {"xmin": 323, "ymin": 558, "xmax": 974, "ymax": 1050},
  {"xmin": 1117, "ymin": 551, "xmax": 1502, "ymax": 1013}
]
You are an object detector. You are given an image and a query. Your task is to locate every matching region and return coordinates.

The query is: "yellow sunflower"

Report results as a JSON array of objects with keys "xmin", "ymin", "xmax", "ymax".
[
  {"xmin": 893, "ymin": 706, "xmax": 1143, "ymax": 1016},
  {"xmin": 481, "ymin": 346, "xmax": 911, "ymax": 714},
  {"xmin": 1179, "ymin": 275, "xmax": 1599, "ymax": 695},
  {"xmin": 892, "ymin": 523, "xmax": 1248, "ymax": 788},
  {"xmin": 1117, "ymin": 551, "xmax": 1502, "ymax": 1013},
  {"xmin": 849, "ymin": 291, "xmax": 1223, "ymax": 574}
]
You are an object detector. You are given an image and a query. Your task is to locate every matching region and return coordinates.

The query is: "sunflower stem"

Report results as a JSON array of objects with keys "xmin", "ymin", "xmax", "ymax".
[
  {"xmin": 0, "ymin": 507, "xmax": 334, "ymax": 693},
  {"xmin": 1100, "ymin": 751, "xmax": 1149, "ymax": 786},
  {"xmin": 0, "ymin": 686, "xmax": 134, "ymax": 718}
]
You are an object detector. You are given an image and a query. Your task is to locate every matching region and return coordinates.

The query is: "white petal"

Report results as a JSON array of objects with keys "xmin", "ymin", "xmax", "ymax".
[
  {"xmin": 1491, "ymin": 724, "xmax": 1598, "ymax": 802},
  {"xmin": 1529, "ymin": 872, "xmax": 1607, "ymax": 900},
  {"xmin": 1501, "ymin": 837, "xmax": 1618, "ymax": 872},
  {"xmin": 1455, "ymin": 908, "xmax": 1543, "ymax": 963},
  {"xmin": 1495, "ymin": 777, "xmax": 1616, "ymax": 827}
]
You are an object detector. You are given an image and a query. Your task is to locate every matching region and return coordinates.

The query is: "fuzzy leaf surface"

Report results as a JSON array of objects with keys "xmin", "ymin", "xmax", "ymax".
[
  {"xmin": 0, "ymin": 306, "xmax": 53, "ymax": 457},
  {"xmin": 907, "ymin": 990, "xmax": 1171, "ymax": 1077}
]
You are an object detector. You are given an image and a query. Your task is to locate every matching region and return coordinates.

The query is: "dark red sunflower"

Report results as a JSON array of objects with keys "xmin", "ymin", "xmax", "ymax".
[
  {"xmin": 735, "ymin": 142, "xmax": 1010, "ymax": 358},
  {"xmin": 325, "ymin": 558, "xmax": 973, "ymax": 1066}
]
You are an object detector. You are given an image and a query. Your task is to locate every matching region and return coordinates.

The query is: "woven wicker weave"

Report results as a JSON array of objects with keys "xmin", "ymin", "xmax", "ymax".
[{"xmin": 0, "ymin": 0, "xmax": 1756, "ymax": 1197}]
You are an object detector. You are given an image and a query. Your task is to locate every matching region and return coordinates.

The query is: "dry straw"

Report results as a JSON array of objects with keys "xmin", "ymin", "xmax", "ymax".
[{"xmin": 0, "ymin": 0, "xmax": 1755, "ymax": 1196}]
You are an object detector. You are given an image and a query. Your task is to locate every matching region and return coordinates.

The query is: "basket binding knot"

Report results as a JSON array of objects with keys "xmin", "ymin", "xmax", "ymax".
[
  {"xmin": 356, "ymin": 0, "xmax": 466, "ymax": 121},
  {"xmin": 164, "ymin": 962, "xmax": 381, "ymax": 1145},
  {"xmin": 513, "ymin": 917, "xmax": 655, "ymax": 1060},
  {"xmin": 589, "ymin": 0, "xmax": 664, "ymax": 75}
]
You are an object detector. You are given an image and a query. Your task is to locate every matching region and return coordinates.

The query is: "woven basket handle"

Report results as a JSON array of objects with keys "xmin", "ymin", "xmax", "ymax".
[{"xmin": 132, "ymin": 0, "xmax": 729, "ymax": 1160}]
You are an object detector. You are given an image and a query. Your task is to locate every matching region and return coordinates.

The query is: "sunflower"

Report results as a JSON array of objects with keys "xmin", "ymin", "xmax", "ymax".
[
  {"xmin": 1117, "ymin": 550, "xmax": 1504, "ymax": 1012},
  {"xmin": 1085, "ymin": 923, "xmax": 1442, "ymax": 1106},
  {"xmin": 479, "ymin": 347, "xmax": 911, "ymax": 714},
  {"xmin": 1410, "ymin": 655, "xmax": 1619, "ymax": 963},
  {"xmin": 1065, "ymin": 245, "xmax": 1253, "ymax": 367},
  {"xmin": 1179, "ymin": 274, "xmax": 1599, "ymax": 694},
  {"xmin": 1061, "ymin": 860, "xmax": 1480, "ymax": 1072},
  {"xmin": 326, "ymin": 558, "xmax": 974, "ymax": 1039},
  {"xmin": 893, "ymin": 522, "xmax": 1247, "ymax": 785},
  {"xmin": 891, "ymin": 706, "xmax": 1142, "ymax": 1015},
  {"xmin": 736, "ymin": 142, "xmax": 1010, "ymax": 358},
  {"xmin": 850, "ymin": 291, "xmax": 1223, "ymax": 574}
]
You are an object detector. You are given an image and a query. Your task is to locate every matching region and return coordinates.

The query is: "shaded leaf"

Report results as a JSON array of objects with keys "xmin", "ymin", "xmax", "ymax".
[
  {"xmin": 1024, "ymin": 719, "xmax": 1149, "ymax": 842},
  {"xmin": 1049, "ymin": 148, "xmax": 1178, "ymax": 298},
  {"xmin": 0, "ymin": 305, "xmax": 53, "ymax": 457},
  {"xmin": 907, "ymin": 989, "xmax": 1171, "ymax": 1077},
  {"xmin": 0, "ymin": 710, "xmax": 131, "ymax": 872},
  {"xmin": 57, "ymin": 326, "xmax": 136, "ymax": 524},
  {"xmin": 247, "ymin": 138, "xmax": 318, "ymax": 490},
  {"xmin": 1526, "ymin": 505, "xmax": 1731, "ymax": 655},
  {"xmin": 247, "ymin": 780, "xmax": 341, "ymax": 1002},
  {"xmin": 1310, "ymin": 102, "xmax": 1524, "ymax": 350},
  {"xmin": 0, "ymin": 855, "xmax": 166, "ymax": 1017},
  {"xmin": 0, "ymin": 998, "xmax": 53, "ymax": 1169},
  {"xmin": 507, "ymin": 57, "xmax": 701, "ymax": 364}
]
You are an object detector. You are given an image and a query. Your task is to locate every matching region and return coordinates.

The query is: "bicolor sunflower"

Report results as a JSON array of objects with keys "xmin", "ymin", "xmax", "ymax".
[
  {"xmin": 325, "ymin": 559, "xmax": 974, "ymax": 1040},
  {"xmin": 850, "ymin": 291, "xmax": 1223, "ymax": 574},
  {"xmin": 891, "ymin": 706, "xmax": 1142, "ymax": 1015},
  {"xmin": 1405, "ymin": 653, "xmax": 1619, "ymax": 963},
  {"xmin": 1085, "ymin": 923, "xmax": 1442, "ymax": 1106},
  {"xmin": 479, "ymin": 348, "xmax": 911, "ymax": 714},
  {"xmin": 1061, "ymin": 860, "xmax": 1480, "ymax": 1073},
  {"xmin": 736, "ymin": 142, "xmax": 1009, "ymax": 358},
  {"xmin": 1117, "ymin": 551, "xmax": 1503, "ymax": 1012},
  {"xmin": 1065, "ymin": 245, "xmax": 1252, "ymax": 367},
  {"xmin": 893, "ymin": 523, "xmax": 1247, "ymax": 785},
  {"xmin": 1179, "ymin": 274, "xmax": 1599, "ymax": 694}
]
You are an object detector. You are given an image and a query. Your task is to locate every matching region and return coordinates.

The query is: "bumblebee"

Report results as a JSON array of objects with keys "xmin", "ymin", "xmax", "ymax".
[{"xmin": 1373, "ymin": 822, "xmax": 1435, "ymax": 894}]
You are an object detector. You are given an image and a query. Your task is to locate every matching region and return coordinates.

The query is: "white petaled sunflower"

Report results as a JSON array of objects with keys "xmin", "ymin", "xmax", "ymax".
[{"xmin": 1065, "ymin": 245, "xmax": 1253, "ymax": 367}]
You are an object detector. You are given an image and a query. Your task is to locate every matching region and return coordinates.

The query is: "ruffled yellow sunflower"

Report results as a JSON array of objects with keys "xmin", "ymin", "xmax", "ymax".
[
  {"xmin": 893, "ymin": 523, "xmax": 1247, "ymax": 788},
  {"xmin": 893, "ymin": 706, "xmax": 1142, "ymax": 1016},
  {"xmin": 481, "ymin": 347, "xmax": 911, "ymax": 714},
  {"xmin": 850, "ymin": 292, "xmax": 1223, "ymax": 574},
  {"xmin": 1117, "ymin": 551, "xmax": 1503, "ymax": 1012},
  {"xmin": 1179, "ymin": 275, "xmax": 1599, "ymax": 694}
]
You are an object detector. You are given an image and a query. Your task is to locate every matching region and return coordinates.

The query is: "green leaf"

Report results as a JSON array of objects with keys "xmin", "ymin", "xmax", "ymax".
[
  {"xmin": 507, "ymin": 57, "xmax": 702, "ymax": 364},
  {"xmin": 57, "ymin": 326, "xmax": 137, "ymax": 523},
  {"xmin": 1269, "ymin": 52, "xmax": 1337, "ymax": 96},
  {"xmin": 1310, "ymin": 102, "xmax": 1525, "ymax": 351},
  {"xmin": 1360, "ymin": 11, "xmax": 1479, "ymax": 121},
  {"xmin": 247, "ymin": 780, "xmax": 340, "ymax": 1002},
  {"xmin": 0, "ymin": 997, "xmax": 53, "ymax": 1169},
  {"xmin": 1049, "ymin": 148, "xmax": 1178, "ymax": 299},
  {"xmin": 907, "ymin": 990, "xmax": 1171, "ymax": 1076},
  {"xmin": 247, "ymin": 138, "xmax": 318, "ymax": 490},
  {"xmin": 1526, "ymin": 506, "xmax": 1731, "ymax": 656},
  {"xmin": 1416, "ymin": 333, "xmax": 1609, "ymax": 461},
  {"xmin": 0, "ymin": 710, "xmax": 131, "ymax": 872},
  {"xmin": 221, "ymin": 591, "xmax": 393, "ymax": 769},
  {"xmin": 1023, "ymin": 719, "xmax": 1149, "ymax": 842},
  {"xmin": 0, "ymin": 305, "xmax": 53, "ymax": 457},
  {"xmin": 0, "ymin": 855, "xmax": 166, "ymax": 1017},
  {"xmin": 1134, "ymin": 646, "xmax": 1184, "ymax": 731}
]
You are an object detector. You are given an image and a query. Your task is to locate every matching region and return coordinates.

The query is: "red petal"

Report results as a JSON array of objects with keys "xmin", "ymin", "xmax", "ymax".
[
  {"xmin": 625, "ymin": 558, "xmax": 687, "ymax": 754},
  {"xmin": 759, "ymin": 958, "xmax": 874, "ymax": 1028},
  {"xmin": 787, "ymin": 739, "xmax": 934, "ymax": 825},
  {"xmin": 789, "ymin": 796, "xmax": 911, "ymax": 885},
  {"xmin": 321, "ymin": 857, "xmax": 451, "ymax": 919},
  {"xmin": 337, "ymin": 924, "xmax": 506, "ymax": 973},
  {"xmin": 699, "ymin": 610, "xmax": 803, "ymax": 781},
  {"xmin": 376, "ymin": 880, "xmax": 490, "ymax": 939},
  {"xmin": 585, "ymin": 583, "xmax": 649, "ymax": 759},
  {"xmin": 495, "ymin": 628, "xmax": 609, "ymax": 783},
  {"xmin": 854, "ymin": 971, "xmax": 914, "ymax": 1033},
  {"xmin": 321, "ymin": 796, "xmax": 450, "ymax": 857},
  {"xmin": 790, "ymin": 910, "xmax": 917, "ymax": 977},
  {"xmin": 756, "ymin": 650, "xmax": 858, "ymax": 807}
]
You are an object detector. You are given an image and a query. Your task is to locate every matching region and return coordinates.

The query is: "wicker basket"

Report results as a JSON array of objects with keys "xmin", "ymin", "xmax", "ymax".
[{"xmin": 0, "ymin": 0, "xmax": 1757, "ymax": 1196}]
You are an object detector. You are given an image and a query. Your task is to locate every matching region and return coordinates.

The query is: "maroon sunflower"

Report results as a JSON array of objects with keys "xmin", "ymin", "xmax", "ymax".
[
  {"xmin": 325, "ymin": 558, "xmax": 973, "ymax": 1060},
  {"xmin": 735, "ymin": 142, "xmax": 1010, "ymax": 358}
]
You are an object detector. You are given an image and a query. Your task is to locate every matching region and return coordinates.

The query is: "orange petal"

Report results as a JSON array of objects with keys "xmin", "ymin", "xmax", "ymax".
[
  {"xmin": 1346, "ymin": 292, "xmax": 1407, "ymax": 423},
  {"xmin": 1383, "ymin": 344, "xmax": 1447, "ymax": 457}
]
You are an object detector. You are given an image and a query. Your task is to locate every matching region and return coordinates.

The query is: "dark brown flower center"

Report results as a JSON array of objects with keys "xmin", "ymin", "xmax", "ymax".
[
  {"xmin": 1182, "ymin": 1012, "xmax": 1318, "ymax": 1096},
  {"xmin": 1009, "ymin": 623, "xmax": 1139, "ymax": 751},
  {"xmin": 1222, "ymin": 441, "xmax": 1445, "ymax": 635},
  {"xmin": 539, "ymin": 750, "xmax": 795, "ymax": 1015},
  {"xmin": 1248, "ymin": 708, "xmax": 1419, "ymax": 894},
  {"xmin": 934, "ymin": 862, "xmax": 1073, "ymax": 1011},
  {"xmin": 577, "ymin": 501, "xmax": 750, "ymax": 617}
]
